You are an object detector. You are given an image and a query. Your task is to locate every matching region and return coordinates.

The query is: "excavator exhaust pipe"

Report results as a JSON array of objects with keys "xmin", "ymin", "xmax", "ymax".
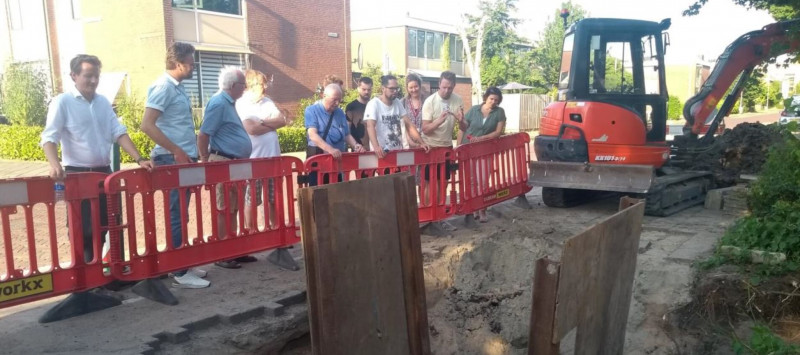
[{"xmin": 528, "ymin": 161, "xmax": 654, "ymax": 194}]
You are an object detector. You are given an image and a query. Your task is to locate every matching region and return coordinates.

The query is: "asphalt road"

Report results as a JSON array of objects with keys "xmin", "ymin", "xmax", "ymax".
[{"xmin": 725, "ymin": 111, "xmax": 780, "ymax": 127}]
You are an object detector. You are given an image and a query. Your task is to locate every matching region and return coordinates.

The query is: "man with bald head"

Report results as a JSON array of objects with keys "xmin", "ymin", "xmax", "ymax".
[{"xmin": 305, "ymin": 83, "xmax": 365, "ymax": 185}]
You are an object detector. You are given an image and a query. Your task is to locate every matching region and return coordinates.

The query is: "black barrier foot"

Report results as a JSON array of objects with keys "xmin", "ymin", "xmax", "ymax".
[
  {"xmin": 268, "ymin": 248, "xmax": 300, "ymax": 271},
  {"xmin": 38, "ymin": 290, "xmax": 122, "ymax": 323},
  {"xmin": 463, "ymin": 214, "xmax": 479, "ymax": 229},
  {"xmin": 132, "ymin": 278, "xmax": 179, "ymax": 305},
  {"xmin": 514, "ymin": 195, "xmax": 532, "ymax": 209}
]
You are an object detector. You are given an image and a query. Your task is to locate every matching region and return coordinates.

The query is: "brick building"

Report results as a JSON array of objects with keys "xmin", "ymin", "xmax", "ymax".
[{"xmin": 1, "ymin": 0, "xmax": 351, "ymax": 116}]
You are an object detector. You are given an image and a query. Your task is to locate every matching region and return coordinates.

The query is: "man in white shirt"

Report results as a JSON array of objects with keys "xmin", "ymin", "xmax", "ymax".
[
  {"xmin": 40, "ymin": 54, "xmax": 153, "ymax": 263},
  {"xmin": 364, "ymin": 75, "xmax": 428, "ymax": 159}
]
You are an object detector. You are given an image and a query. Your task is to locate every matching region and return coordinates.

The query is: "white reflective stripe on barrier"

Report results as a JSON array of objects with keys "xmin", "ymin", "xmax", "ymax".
[
  {"xmin": 396, "ymin": 152, "xmax": 415, "ymax": 166},
  {"xmin": 179, "ymin": 167, "xmax": 206, "ymax": 187},
  {"xmin": 358, "ymin": 155, "xmax": 378, "ymax": 170},
  {"xmin": 229, "ymin": 162, "xmax": 253, "ymax": 181},
  {"xmin": 0, "ymin": 181, "xmax": 28, "ymax": 206}
]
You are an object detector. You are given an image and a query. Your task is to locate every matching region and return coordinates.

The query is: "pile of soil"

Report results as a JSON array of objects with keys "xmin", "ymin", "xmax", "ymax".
[
  {"xmin": 672, "ymin": 265, "xmax": 800, "ymax": 353},
  {"xmin": 675, "ymin": 123, "xmax": 783, "ymax": 187}
]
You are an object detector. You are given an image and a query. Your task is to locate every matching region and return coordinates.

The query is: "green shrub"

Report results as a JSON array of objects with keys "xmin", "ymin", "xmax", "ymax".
[
  {"xmin": 115, "ymin": 94, "xmax": 145, "ymax": 131},
  {"xmin": 667, "ymin": 95, "xmax": 683, "ymax": 120},
  {"xmin": 278, "ymin": 127, "xmax": 307, "ymax": 153},
  {"xmin": 125, "ymin": 130, "xmax": 155, "ymax": 163},
  {"xmin": 1, "ymin": 62, "xmax": 50, "ymax": 126},
  {"xmin": 718, "ymin": 129, "xmax": 800, "ymax": 264},
  {"xmin": 732, "ymin": 324, "xmax": 800, "ymax": 355},
  {"xmin": 0, "ymin": 125, "xmax": 48, "ymax": 160}
]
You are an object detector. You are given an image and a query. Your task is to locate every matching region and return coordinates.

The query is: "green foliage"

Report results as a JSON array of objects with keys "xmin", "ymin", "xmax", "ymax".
[
  {"xmin": 277, "ymin": 127, "xmax": 307, "ymax": 152},
  {"xmin": 714, "ymin": 129, "xmax": 800, "ymax": 274},
  {"xmin": 530, "ymin": 2, "xmax": 588, "ymax": 92},
  {"xmin": 667, "ymin": 95, "xmax": 683, "ymax": 120},
  {"xmin": 0, "ymin": 125, "xmax": 48, "ymax": 160},
  {"xmin": 1, "ymin": 62, "xmax": 50, "ymax": 126},
  {"xmin": 125, "ymin": 131, "xmax": 154, "ymax": 163},
  {"xmin": 442, "ymin": 36, "xmax": 452, "ymax": 71},
  {"xmin": 482, "ymin": 56, "xmax": 508, "ymax": 87},
  {"xmin": 732, "ymin": 324, "xmax": 800, "ymax": 355},
  {"xmin": 741, "ymin": 70, "xmax": 768, "ymax": 112},
  {"xmin": 291, "ymin": 95, "xmax": 319, "ymax": 129},
  {"xmin": 115, "ymin": 94, "xmax": 145, "ymax": 132}
]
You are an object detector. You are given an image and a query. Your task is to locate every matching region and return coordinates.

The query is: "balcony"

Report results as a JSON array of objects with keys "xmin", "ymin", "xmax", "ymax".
[{"xmin": 172, "ymin": 8, "xmax": 247, "ymax": 51}]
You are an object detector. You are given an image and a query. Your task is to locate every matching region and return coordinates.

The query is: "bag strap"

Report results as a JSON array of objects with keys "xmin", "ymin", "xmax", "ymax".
[{"xmin": 320, "ymin": 110, "xmax": 335, "ymax": 141}]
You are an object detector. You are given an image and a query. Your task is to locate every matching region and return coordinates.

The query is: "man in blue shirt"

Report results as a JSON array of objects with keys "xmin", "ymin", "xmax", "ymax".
[
  {"xmin": 305, "ymin": 84, "xmax": 365, "ymax": 185},
  {"xmin": 141, "ymin": 42, "xmax": 209, "ymax": 288},
  {"xmin": 198, "ymin": 67, "xmax": 252, "ymax": 269}
]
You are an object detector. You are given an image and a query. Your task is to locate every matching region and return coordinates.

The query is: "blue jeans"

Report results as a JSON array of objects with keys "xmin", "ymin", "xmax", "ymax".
[{"xmin": 152, "ymin": 154, "xmax": 197, "ymax": 275}]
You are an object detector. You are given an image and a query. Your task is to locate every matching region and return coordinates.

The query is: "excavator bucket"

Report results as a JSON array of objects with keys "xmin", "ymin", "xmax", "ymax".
[{"xmin": 528, "ymin": 161, "xmax": 654, "ymax": 193}]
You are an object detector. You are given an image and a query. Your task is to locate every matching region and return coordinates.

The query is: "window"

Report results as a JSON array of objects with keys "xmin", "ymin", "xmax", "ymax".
[
  {"xmin": 172, "ymin": 0, "xmax": 242, "ymax": 16},
  {"xmin": 409, "ymin": 29, "xmax": 417, "ymax": 57},
  {"xmin": 588, "ymin": 35, "xmax": 641, "ymax": 95},
  {"xmin": 558, "ymin": 33, "xmax": 574, "ymax": 90},
  {"xmin": 408, "ymin": 29, "xmax": 463, "ymax": 61},
  {"xmin": 449, "ymin": 34, "xmax": 463, "ymax": 62},
  {"xmin": 182, "ymin": 51, "xmax": 245, "ymax": 107},
  {"xmin": 7, "ymin": 0, "xmax": 22, "ymax": 30}
]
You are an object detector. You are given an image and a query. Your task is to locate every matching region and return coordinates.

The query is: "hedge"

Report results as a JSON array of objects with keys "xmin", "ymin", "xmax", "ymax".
[{"xmin": 0, "ymin": 124, "xmax": 308, "ymax": 163}]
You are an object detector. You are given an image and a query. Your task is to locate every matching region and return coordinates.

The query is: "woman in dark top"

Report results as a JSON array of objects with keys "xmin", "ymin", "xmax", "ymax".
[{"xmin": 457, "ymin": 86, "xmax": 507, "ymax": 222}]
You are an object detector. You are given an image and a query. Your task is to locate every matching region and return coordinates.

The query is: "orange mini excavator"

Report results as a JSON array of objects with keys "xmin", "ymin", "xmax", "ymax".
[{"xmin": 529, "ymin": 18, "xmax": 799, "ymax": 216}]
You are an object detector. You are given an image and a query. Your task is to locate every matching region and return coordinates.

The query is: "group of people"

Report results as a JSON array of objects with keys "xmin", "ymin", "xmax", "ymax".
[{"xmin": 39, "ymin": 41, "xmax": 508, "ymax": 291}]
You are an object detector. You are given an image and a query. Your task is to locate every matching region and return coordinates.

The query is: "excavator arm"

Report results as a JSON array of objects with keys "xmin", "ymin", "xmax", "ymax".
[{"xmin": 683, "ymin": 19, "xmax": 800, "ymax": 135}]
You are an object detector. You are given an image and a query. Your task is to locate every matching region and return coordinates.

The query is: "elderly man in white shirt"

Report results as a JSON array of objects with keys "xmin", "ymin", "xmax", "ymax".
[{"xmin": 41, "ymin": 54, "xmax": 153, "ymax": 263}]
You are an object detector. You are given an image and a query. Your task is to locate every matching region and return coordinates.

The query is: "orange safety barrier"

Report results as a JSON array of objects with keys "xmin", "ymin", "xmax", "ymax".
[
  {"xmin": 103, "ymin": 156, "xmax": 304, "ymax": 280},
  {"xmin": 303, "ymin": 147, "xmax": 456, "ymax": 223},
  {"xmin": 0, "ymin": 173, "xmax": 112, "ymax": 308},
  {"xmin": 454, "ymin": 133, "xmax": 532, "ymax": 215}
]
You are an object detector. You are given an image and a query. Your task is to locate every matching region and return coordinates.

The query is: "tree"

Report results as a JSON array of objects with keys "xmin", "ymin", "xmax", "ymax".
[
  {"xmin": 442, "ymin": 35, "xmax": 452, "ymax": 71},
  {"xmin": 1, "ymin": 62, "xmax": 50, "ymax": 126},
  {"xmin": 458, "ymin": 14, "xmax": 487, "ymax": 103},
  {"xmin": 684, "ymin": 0, "xmax": 800, "ymax": 19},
  {"xmin": 530, "ymin": 2, "xmax": 588, "ymax": 93}
]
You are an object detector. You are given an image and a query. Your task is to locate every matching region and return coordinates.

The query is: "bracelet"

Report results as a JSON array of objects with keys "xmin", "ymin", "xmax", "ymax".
[{"xmin": 136, "ymin": 157, "xmax": 147, "ymax": 164}]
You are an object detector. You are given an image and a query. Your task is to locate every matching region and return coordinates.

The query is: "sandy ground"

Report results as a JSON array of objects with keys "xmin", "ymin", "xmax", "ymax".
[{"xmin": 0, "ymin": 186, "xmax": 738, "ymax": 354}]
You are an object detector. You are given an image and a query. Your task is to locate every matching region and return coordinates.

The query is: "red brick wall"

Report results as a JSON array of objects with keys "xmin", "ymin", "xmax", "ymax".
[
  {"xmin": 454, "ymin": 81, "xmax": 473, "ymax": 109},
  {"xmin": 246, "ymin": 0, "xmax": 351, "ymax": 117},
  {"xmin": 162, "ymin": 0, "xmax": 174, "ymax": 46}
]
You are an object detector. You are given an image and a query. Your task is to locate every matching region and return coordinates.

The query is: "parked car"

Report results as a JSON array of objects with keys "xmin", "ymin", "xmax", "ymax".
[{"xmin": 780, "ymin": 96, "xmax": 800, "ymax": 125}]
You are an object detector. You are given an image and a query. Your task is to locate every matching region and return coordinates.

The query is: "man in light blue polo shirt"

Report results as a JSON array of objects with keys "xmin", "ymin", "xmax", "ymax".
[
  {"xmin": 197, "ymin": 67, "xmax": 252, "ymax": 270},
  {"xmin": 141, "ymin": 42, "xmax": 209, "ymax": 289}
]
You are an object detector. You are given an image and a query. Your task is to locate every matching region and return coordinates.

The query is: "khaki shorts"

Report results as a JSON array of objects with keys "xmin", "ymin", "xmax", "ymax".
[{"xmin": 209, "ymin": 153, "xmax": 239, "ymax": 211}]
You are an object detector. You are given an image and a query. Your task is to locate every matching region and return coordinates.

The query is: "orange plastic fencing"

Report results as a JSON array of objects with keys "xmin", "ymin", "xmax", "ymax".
[
  {"xmin": 454, "ymin": 133, "xmax": 532, "ymax": 215},
  {"xmin": 103, "ymin": 157, "xmax": 304, "ymax": 281},
  {"xmin": 303, "ymin": 147, "xmax": 456, "ymax": 223},
  {"xmin": 0, "ymin": 173, "xmax": 112, "ymax": 308}
]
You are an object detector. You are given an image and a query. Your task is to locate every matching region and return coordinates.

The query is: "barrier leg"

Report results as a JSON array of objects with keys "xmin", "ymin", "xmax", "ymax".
[
  {"xmin": 463, "ymin": 214, "xmax": 479, "ymax": 229},
  {"xmin": 38, "ymin": 290, "xmax": 122, "ymax": 323},
  {"xmin": 131, "ymin": 278, "xmax": 179, "ymax": 305},
  {"xmin": 267, "ymin": 247, "xmax": 300, "ymax": 271},
  {"xmin": 514, "ymin": 195, "xmax": 532, "ymax": 209}
]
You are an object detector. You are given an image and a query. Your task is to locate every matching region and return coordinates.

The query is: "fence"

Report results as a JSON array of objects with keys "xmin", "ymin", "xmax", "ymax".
[
  {"xmin": 0, "ymin": 133, "xmax": 531, "ymax": 312},
  {"xmin": 501, "ymin": 94, "xmax": 552, "ymax": 132},
  {"xmin": 0, "ymin": 173, "xmax": 113, "ymax": 308}
]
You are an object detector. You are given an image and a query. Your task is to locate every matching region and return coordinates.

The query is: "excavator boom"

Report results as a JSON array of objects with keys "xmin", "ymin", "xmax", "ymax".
[{"xmin": 684, "ymin": 19, "xmax": 800, "ymax": 134}]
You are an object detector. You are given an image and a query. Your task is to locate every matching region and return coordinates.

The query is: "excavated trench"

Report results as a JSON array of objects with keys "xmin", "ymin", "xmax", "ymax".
[{"xmin": 154, "ymin": 201, "xmax": 579, "ymax": 355}]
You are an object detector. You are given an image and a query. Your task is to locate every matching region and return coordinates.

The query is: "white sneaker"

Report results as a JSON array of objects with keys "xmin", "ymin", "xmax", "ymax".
[
  {"xmin": 172, "ymin": 273, "xmax": 210, "ymax": 289},
  {"xmin": 168, "ymin": 268, "xmax": 207, "ymax": 278}
]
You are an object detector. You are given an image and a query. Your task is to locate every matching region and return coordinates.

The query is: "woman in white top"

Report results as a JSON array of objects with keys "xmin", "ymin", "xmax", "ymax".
[{"xmin": 235, "ymin": 70, "xmax": 289, "ymax": 254}]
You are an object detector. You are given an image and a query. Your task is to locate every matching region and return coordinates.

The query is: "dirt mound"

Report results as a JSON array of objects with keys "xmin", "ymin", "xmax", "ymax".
[
  {"xmin": 675, "ymin": 123, "xmax": 783, "ymax": 187},
  {"xmin": 671, "ymin": 265, "xmax": 800, "ymax": 353}
]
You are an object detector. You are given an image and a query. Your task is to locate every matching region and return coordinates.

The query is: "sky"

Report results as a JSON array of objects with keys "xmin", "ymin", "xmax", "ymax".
[{"xmin": 350, "ymin": 0, "xmax": 777, "ymax": 65}]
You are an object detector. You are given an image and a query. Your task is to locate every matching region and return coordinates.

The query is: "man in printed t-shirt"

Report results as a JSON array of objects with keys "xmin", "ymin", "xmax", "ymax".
[{"xmin": 364, "ymin": 75, "xmax": 429, "ymax": 159}]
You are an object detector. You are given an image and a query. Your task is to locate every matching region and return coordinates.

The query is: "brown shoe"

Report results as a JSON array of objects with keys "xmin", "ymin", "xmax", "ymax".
[{"xmin": 215, "ymin": 260, "xmax": 241, "ymax": 269}]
